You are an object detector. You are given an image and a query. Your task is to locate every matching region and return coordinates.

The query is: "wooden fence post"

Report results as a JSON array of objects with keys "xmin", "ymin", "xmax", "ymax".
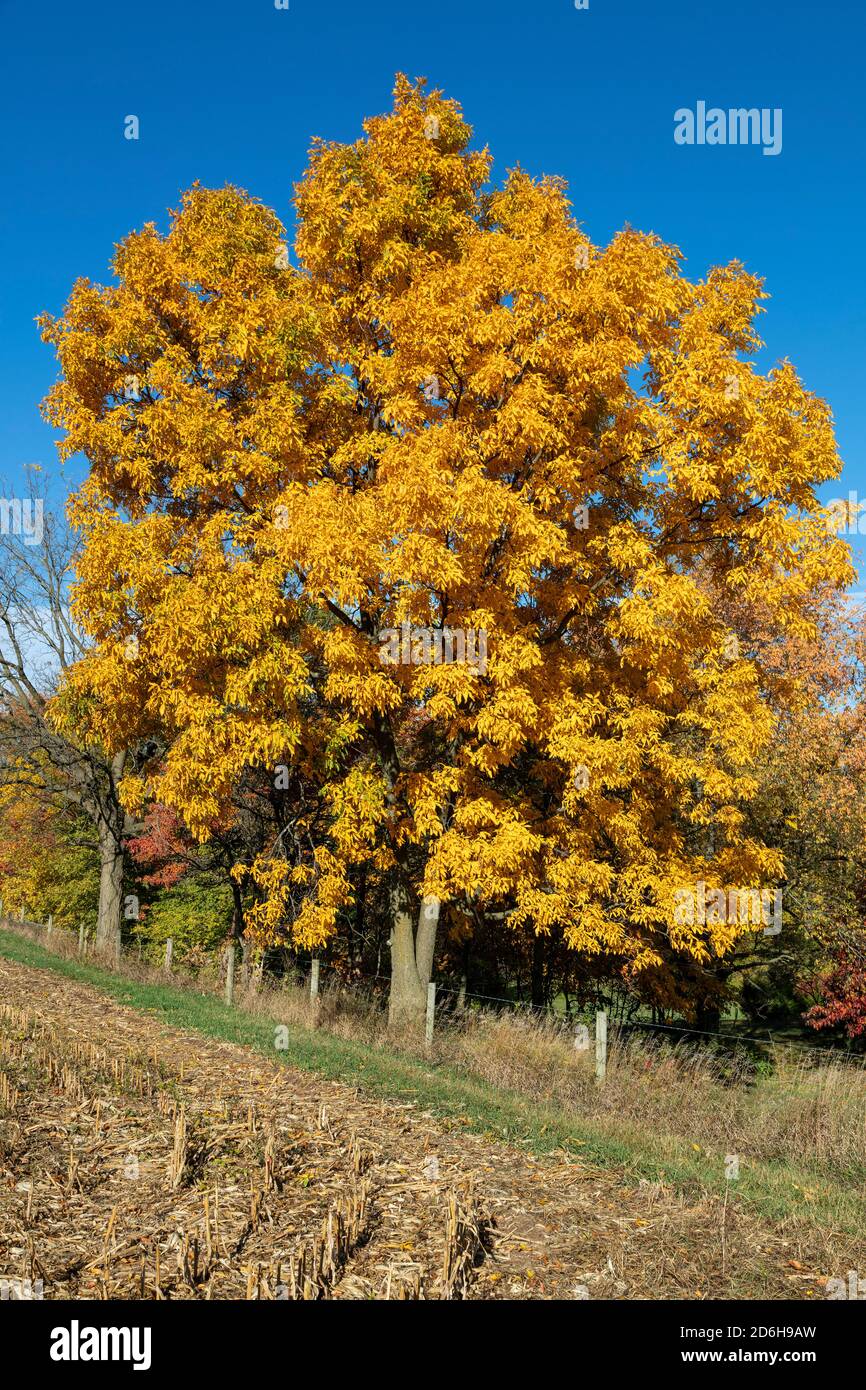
[
  {"xmin": 425, "ymin": 982, "xmax": 437, "ymax": 1050},
  {"xmin": 225, "ymin": 943, "xmax": 236, "ymax": 1006},
  {"xmin": 78, "ymin": 924, "xmax": 85, "ymax": 956},
  {"xmin": 164, "ymin": 938, "xmax": 173, "ymax": 974},
  {"xmin": 308, "ymin": 961, "xmax": 318, "ymax": 1028},
  {"xmin": 595, "ymin": 1009, "xmax": 608, "ymax": 1084}
]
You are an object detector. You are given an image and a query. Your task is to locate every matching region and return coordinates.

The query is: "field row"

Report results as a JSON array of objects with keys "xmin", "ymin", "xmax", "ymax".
[{"xmin": 0, "ymin": 996, "xmax": 483, "ymax": 1299}]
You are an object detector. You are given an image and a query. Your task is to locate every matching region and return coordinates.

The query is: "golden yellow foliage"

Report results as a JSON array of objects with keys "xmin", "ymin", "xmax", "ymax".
[{"xmin": 42, "ymin": 76, "xmax": 853, "ymax": 971}]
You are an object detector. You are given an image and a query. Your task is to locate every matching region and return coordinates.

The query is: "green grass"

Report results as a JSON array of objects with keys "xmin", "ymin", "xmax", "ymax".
[{"xmin": 2, "ymin": 925, "xmax": 864, "ymax": 1239}]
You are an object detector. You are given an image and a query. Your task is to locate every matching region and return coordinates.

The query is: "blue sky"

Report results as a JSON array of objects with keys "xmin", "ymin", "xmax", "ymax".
[{"xmin": 2, "ymin": 0, "xmax": 864, "ymax": 576}]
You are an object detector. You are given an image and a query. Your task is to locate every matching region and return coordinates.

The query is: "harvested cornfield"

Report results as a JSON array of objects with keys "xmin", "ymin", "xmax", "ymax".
[{"xmin": 0, "ymin": 954, "xmax": 862, "ymax": 1301}]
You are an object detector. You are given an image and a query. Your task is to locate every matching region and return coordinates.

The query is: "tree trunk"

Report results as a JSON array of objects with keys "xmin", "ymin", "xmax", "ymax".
[
  {"xmin": 695, "ymin": 999, "xmax": 721, "ymax": 1034},
  {"xmin": 388, "ymin": 886, "xmax": 437, "ymax": 1030},
  {"xmin": 456, "ymin": 940, "xmax": 470, "ymax": 1010},
  {"xmin": 96, "ymin": 823, "xmax": 123, "ymax": 957},
  {"xmin": 348, "ymin": 863, "xmax": 367, "ymax": 968},
  {"xmin": 530, "ymin": 932, "xmax": 546, "ymax": 1008},
  {"xmin": 415, "ymin": 894, "xmax": 439, "ymax": 989},
  {"xmin": 230, "ymin": 879, "xmax": 244, "ymax": 940}
]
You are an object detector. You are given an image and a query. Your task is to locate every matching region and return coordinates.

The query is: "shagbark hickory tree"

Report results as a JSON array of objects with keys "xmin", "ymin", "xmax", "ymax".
[{"xmin": 41, "ymin": 77, "xmax": 852, "ymax": 1025}]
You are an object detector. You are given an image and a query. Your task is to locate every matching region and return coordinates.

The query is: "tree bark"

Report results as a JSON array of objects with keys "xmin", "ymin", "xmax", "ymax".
[
  {"xmin": 370, "ymin": 711, "xmax": 443, "ymax": 1032},
  {"xmin": 387, "ymin": 886, "xmax": 438, "ymax": 1030},
  {"xmin": 96, "ymin": 821, "xmax": 124, "ymax": 956},
  {"xmin": 695, "ymin": 1002, "xmax": 721, "ymax": 1034},
  {"xmin": 230, "ymin": 878, "xmax": 244, "ymax": 940},
  {"xmin": 530, "ymin": 932, "xmax": 546, "ymax": 1008},
  {"xmin": 348, "ymin": 863, "xmax": 367, "ymax": 968},
  {"xmin": 415, "ymin": 894, "xmax": 439, "ymax": 988}
]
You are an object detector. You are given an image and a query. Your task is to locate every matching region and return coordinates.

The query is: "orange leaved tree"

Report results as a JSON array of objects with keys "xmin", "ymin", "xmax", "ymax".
[{"xmin": 41, "ymin": 77, "xmax": 852, "ymax": 1026}]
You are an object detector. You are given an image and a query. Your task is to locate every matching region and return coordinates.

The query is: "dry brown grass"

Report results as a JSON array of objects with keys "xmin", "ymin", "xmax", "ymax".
[{"xmin": 446, "ymin": 1010, "xmax": 866, "ymax": 1181}]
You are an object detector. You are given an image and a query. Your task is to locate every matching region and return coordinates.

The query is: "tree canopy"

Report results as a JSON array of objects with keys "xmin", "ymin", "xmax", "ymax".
[{"xmin": 39, "ymin": 76, "xmax": 854, "ymax": 1022}]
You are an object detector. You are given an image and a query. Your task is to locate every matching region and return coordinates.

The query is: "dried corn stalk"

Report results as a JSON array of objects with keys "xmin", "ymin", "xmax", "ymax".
[{"xmin": 442, "ymin": 1186, "xmax": 487, "ymax": 1300}]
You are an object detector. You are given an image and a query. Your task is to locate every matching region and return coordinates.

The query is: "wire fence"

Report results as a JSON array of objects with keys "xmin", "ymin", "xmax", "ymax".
[
  {"xmin": 299, "ymin": 957, "xmax": 866, "ymax": 1063},
  {"xmin": 3, "ymin": 906, "xmax": 866, "ymax": 1070}
]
